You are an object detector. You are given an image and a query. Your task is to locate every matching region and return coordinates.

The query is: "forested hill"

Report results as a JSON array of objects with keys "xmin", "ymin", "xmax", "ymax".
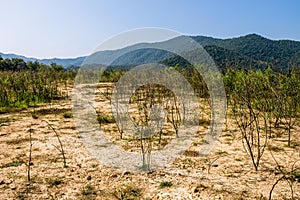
[
  {"xmin": 191, "ymin": 34, "xmax": 300, "ymax": 72},
  {"xmin": 1, "ymin": 34, "xmax": 300, "ymax": 72},
  {"xmin": 109, "ymin": 34, "xmax": 300, "ymax": 72}
]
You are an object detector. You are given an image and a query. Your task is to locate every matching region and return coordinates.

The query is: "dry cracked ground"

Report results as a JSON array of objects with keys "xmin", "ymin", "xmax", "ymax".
[{"xmin": 0, "ymin": 83, "xmax": 299, "ymax": 200}]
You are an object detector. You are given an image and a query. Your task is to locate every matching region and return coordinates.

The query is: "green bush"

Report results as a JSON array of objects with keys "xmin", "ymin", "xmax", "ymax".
[{"xmin": 63, "ymin": 112, "xmax": 73, "ymax": 118}]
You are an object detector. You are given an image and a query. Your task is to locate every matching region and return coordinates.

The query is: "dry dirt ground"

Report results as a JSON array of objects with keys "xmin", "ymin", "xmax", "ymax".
[{"xmin": 0, "ymin": 84, "xmax": 299, "ymax": 200}]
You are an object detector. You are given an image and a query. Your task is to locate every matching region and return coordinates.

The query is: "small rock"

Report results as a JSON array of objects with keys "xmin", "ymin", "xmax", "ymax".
[
  {"xmin": 87, "ymin": 175, "xmax": 92, "ymax": 180},
  {"xmin": 193, "ymin": 187, "xmax": 200, "ymax": 193},
  {"xmin": 159, "ymin": 173, "xmax": 165, "ymax": 176},
  {"xmin": 211, "ymin": 163, "xmax": 219, "ymax": 167},
  {"xmin": 0, "ymin": 180, "xmax": 4, "ymax": 185},
  {"xmin": 122, "ymin": 171, "xmax": 130, "ymax": 176},
  {"xmin": 110, "ymin": 174, "xmax": 118, "ymax": 178},
  {"xmin": 10, "ymin": 185, "xmax": 16, "ymax": 190},
  {"xmin": 147, "ymin": 170, "xmax": 154, "ymax": 175}
]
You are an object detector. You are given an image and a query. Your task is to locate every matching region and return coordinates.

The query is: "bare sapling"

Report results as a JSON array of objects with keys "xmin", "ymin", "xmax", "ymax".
[
  {"xmin": 42, "ymin": 120, "xmax": 67, "ymax": 168},
  {"xmin": 27, "ymin": 126, "xmax": 34, "ymax": 182},
  {"xmin": 268, "ymin": 149, "xmax": 300, "ymax": 200}
]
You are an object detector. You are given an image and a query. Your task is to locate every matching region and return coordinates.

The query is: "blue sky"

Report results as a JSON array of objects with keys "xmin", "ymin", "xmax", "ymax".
[{"xmin": 1, "ymin": 0, "xmax": 300, "ymax": 58}]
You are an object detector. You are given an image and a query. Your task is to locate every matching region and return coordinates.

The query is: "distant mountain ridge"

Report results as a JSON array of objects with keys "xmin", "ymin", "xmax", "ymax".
[
  {"xmin": 192, "ymin": 34, "xmax": 300, "ymax": 71},
  {"xmin": 0, "ymin": 52, "xmax": 85, "ymax": 68},
  {"xmin": 1, "ymin": 33, "xmax": 300, "ymax": 71}
]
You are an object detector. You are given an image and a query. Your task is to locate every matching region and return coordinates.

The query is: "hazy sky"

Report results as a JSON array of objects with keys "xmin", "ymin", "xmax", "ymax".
[{"xmin": 1, "ymin": 0, "xmax": 300, "ymax": 58}]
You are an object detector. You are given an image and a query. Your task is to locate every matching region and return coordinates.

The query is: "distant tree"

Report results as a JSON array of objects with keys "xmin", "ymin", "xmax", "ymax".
[
  {"xmin": 50, "ymin": 62, "xmax": 63, "ymax": 72},
  {"xmin": 11, "ymin": 58, "xmax": 27, "ymax": 70},
  {"xmin": 27, "ymin": 61, "xmax": 40, "ymax": 71},
  {"xmin": 277, "ymin": 69, "xmax": 300, "ymax": 147}
]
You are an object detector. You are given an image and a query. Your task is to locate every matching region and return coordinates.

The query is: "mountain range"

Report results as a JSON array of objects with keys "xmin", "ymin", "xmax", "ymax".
[
  {"xmin": 0, "ymin": 52, "xmax": 85, "ymax": 68},
  {"xmin": 1, "ymin": 34, "xmax": 300, "ymax": 72}
]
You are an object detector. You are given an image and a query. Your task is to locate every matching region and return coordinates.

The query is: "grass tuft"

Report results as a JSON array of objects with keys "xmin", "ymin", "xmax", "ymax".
[
  {"xmin": 0, "ymin": 158, "xmax": 24, "ymax": 168},
  {"xmin": 62, "ymin": 112, "xmax": 73, "ymax": 118},
  {"xmin": 113, "ymin": 183, "xmax": 142, "ymax": 200},
  {"xmin": 159, "ymin": 181, "xmax": 172, "ymax": 188},
  {"xmin": 82, "ymin": 184, "xmax": 97, "ymax": 195}
]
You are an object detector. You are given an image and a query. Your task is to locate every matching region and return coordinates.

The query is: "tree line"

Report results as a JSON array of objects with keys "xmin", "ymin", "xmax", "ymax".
[{"xmin": 0, "ymin": 56, "xmax": 77, "ymax": 112}]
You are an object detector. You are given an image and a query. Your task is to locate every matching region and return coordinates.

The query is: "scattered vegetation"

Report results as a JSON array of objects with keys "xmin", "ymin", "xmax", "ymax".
[
  {"xmin": 113, "ymin": 183, "xmax": 142, "ymax": 200},
  {"xmin": 62, "ymin": 111, "xmax": 73, "ymax": 118},
  {"xmin": 225, "ymin": 68, "xmax": 300, "ymax": 170},
  {"xmin": 0, "ymin": 117, "xmax": 10, "ymax": 125},
  {"xmin": 0, "ymin": 57, "xmax": 76, "ymax": 112},
  {"xmin": 0, "ymin": 51, "xmax": 299, "ymax": 199},
  {"xmin": 0, "ymin": 158, "xmax": 24, "ymax": 168},
  {"xmin": 159, "ymin": 181, "xmax": 173, "ymax": 188},
  {"xmin": 81, "ymin": 184, "xmax": 97, "ymax": 196},
  {"xmin": 97, "ymin": 115, "xmax": 115, "ymax": 124},
  {"xmin": 45, "ymin": 177, "xmax": 64, "ymax": 187}
]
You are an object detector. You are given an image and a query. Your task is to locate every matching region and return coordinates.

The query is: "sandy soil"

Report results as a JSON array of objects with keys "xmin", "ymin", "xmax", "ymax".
[{"xmin": 0, "ymin": 84, "xmax": 299, "ymax": 200}]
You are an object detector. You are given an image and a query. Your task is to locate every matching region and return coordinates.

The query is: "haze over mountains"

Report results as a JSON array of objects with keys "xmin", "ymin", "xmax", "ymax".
[{"xmin": 1, "ymin": 34, "xmax": 300, "ymax": 72}]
